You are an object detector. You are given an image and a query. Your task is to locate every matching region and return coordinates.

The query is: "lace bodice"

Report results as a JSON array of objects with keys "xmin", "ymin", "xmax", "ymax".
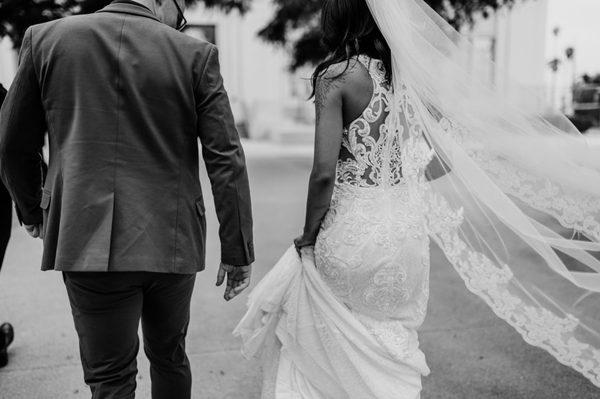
[
  {"xmin": 315, "ymin": 55, "xmax": 435, "ymax": 327},
  {"xmin": 337, "ymin": 55, "xmax": 404, "ymax": 187}
]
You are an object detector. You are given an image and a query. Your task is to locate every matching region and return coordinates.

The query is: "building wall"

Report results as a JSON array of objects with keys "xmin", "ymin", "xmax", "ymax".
[
  {"xmin": 187, "ymin": 2, "xmax": 291, "ymax": 108},
  {"xmin": 186, "ymin": 0, "xmax": 314, "ymax": 140},
  {"xmin": 470, "ymin": 0, "xmax": 600, "ymax": 112},
  {"xmin": 4, "ymin": 1, "xmax": 594, "ymax": 130},
  {"xmin": 0, "ymin": 2, "xmax": 313, "ymax": 140}
]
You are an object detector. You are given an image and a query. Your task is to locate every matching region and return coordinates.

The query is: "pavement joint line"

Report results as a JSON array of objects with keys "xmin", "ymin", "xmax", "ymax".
[
  {"xmin": 0, "ymin": 347, "xmax": 246, "ymax": 374},
  {"xmin": 0, "ymin": 360, "xmax": 82, "ymax": 374},
  {"xmin": 420, "ymin": 320, "xmax": 502, "ymax": 333},
  {"xmin": 187, "ymin": 347, "xmax": 244, "ymax": 357}
]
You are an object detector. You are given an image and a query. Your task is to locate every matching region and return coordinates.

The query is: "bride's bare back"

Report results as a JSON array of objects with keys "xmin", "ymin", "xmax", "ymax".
[{"xmin": 295, "ymin": 57, "xmax": 394, "ymax": 248}]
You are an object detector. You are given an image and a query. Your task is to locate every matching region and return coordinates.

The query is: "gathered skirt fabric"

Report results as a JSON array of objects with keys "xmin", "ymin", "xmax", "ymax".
[{"xmin": 235, "ymin": 184, "xmax": 431, "ymax": 398}]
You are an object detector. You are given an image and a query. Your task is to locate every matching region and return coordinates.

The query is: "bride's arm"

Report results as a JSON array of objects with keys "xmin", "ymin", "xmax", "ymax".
[
  {"xmin": 294, "ymin": 70, "xmax": 346, "ymax": 250},
  {"xmin": 421, "ymin": 118, "xmax": 451, "ymax": 182},
  {"xmin": 424, "ymin": 140, "xmax": 451, "ymax": 182}
]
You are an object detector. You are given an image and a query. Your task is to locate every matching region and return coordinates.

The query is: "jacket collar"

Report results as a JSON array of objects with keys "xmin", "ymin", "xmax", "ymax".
[{"xmin": 96, "ymin": 1, "xmax": 161, "ymax": 23}]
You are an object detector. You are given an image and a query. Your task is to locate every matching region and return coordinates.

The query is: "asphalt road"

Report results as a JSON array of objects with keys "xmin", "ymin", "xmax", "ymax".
[{"xmin": 0, "ymin": 141, "xmax": 598, "ymax": 398}]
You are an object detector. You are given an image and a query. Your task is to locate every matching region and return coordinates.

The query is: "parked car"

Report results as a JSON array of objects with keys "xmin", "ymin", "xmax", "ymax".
[{"xmin": 572, "ymin": 84, "xmax": 600, "ymax": 129}]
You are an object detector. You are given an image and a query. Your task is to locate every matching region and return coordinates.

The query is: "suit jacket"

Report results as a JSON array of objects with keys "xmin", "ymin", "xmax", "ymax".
[{"xmin": 0, "ymin": 1, "xmax": 254, "ymax": 273}]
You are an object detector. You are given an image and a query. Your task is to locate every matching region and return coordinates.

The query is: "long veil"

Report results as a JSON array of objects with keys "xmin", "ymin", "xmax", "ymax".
[{"xmin": 365, "ymin": 0, "xmax": 600, "ymax": 387}]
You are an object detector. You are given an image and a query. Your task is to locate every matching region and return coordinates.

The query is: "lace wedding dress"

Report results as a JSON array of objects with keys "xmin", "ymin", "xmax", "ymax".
[
  {"xmin": 237, "ymin": 0, "xmax": 600, "ymax": 395},
  {"xmin": 235, "ymin": 56, "xmax": 434, "ymax": 399}
]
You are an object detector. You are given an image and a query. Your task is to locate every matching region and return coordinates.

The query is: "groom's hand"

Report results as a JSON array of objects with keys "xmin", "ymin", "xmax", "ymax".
[
  {"xmin": 216, "ymin": 263, "xmax": 252, "ymax": 301},
  {"xmin": 25, "ymin": 224, "xmax": 44, "ymax": 239}
]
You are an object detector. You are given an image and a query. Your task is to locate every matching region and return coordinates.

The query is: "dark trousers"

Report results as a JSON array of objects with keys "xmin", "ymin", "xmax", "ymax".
[
  {"xmin": 63, "ymin": 272, "xmax": 196, "ymax": 399},
  {"xmin": 0, "ymin": 182, "xmax": 12, "ymax": 270}
]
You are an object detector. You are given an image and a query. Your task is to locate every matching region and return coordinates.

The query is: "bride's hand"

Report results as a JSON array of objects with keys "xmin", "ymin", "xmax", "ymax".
[
  {"xmin": 294, "ymin": 235, "xmax": 314, "ymax": 256},
  {"xmin": 216, "ymin": 262, "xmax": 252, "ymax": 301},
  {"xmin": 25, "ymin": 223, "xmax": 44, "ymax": 239}
]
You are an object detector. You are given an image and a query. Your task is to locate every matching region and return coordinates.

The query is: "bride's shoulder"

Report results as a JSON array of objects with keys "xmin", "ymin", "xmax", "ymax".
[
  {"xmin": 316, "ymin": 59, "xmax": 372, "ymax": 97},
  {"xmin": 321, "ymin": 58, "xmax": 370, "ymax": 80}
]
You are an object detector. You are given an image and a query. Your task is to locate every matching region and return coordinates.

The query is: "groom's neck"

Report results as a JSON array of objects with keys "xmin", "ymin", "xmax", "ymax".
[{"xmin": 128, "ymin": 0, "xmax": 157, "ymax": 13}]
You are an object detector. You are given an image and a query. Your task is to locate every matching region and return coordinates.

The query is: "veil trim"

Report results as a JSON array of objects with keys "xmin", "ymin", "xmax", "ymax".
[
  {"xmin": 426, "ymin": 193, "xmax": 600, "ymax": 386},
  {"xmin": 440, "ymin": 119, "xmax": 600, "ymax": 242}
]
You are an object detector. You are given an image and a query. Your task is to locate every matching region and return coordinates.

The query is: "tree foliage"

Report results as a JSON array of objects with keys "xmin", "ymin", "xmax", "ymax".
[
  {"xmin": 259, "ymin": 0, "xmax": 522, "ymax": 69},
  {"xmin": 0, "ymin": 0, "xmax": 248, "ymax": 48},
  {"xmin": 1, "ymin": 0, "xmax": 521, "ymax": 69}
]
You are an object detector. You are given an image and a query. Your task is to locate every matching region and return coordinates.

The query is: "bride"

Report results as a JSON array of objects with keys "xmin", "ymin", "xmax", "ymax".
[{"xmin": 235, "ymin": 0, "xmax": 600, "ymax": 397}]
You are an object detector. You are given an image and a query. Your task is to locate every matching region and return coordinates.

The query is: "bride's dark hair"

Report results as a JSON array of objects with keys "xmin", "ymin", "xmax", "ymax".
[{"xmin": 310, "ymin": 0, "xmax": 392, "ymax": 98}]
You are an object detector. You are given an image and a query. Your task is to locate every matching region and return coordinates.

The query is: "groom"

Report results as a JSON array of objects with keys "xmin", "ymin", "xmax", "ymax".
[{"xmin": 0, "ymin": 0, "xmax": 254, "ymax": 398}]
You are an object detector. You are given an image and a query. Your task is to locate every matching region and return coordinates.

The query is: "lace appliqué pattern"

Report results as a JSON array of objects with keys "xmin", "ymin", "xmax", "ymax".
[
  {"xmin": 316, "ymin": 184, "xmax": 429, "ymax": 320},
  {"xmin": 395, "ymin": 85, "xmax": 600, "ymax": 386},
  {"xmin": 336, "ymin": 56, "xmax": 406, "ymax": 188},
  {"xmin": 315, "ymin": 56, "xmax": 433, "ymax": 353}
]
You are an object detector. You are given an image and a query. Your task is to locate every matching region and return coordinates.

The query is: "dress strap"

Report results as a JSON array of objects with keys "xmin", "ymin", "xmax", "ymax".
[{"xmin": 357, "ymin": 55, "xmax": 387, "ymax": 85}]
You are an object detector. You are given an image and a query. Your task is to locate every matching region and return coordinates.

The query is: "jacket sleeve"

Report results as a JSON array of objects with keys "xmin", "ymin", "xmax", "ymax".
[
  {"xmin": 0, "ymin": 27, "xmax": 46, "ymax": 226},
  {"xmin": 195, "ymin": 45, "xmax": 254, "ymax": 266}
]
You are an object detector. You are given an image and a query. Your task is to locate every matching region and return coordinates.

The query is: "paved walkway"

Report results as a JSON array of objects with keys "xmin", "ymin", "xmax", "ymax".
[{"xmin": 0, "ymin": 141, "xmax": 598, "ymax": 398}]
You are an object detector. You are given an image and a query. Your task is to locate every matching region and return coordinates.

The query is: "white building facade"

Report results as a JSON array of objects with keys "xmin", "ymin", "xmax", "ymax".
[
  {"xmin": 469, "ymin": 0, "xmax": 600, "ymax": 112},
  {"xmin": 0, "ymin": 0, "xmax": 598, "ymax": 135},
  {"xmin": 184, "ymin": 0, "xmax": 314, "ymax": 141},
  {"xmin": 189, "ymin": 0, "xmax": 600, "ymax": 123}
]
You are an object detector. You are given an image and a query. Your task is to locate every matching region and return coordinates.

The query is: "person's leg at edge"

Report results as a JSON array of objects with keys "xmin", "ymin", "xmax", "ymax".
[
  {"xmin": 0, "ymin": 181, "xmax": 13, "ymax": 271},
  {"xmin": 0, "ymin": 182, "xmax": 14, "ymax": 368}
]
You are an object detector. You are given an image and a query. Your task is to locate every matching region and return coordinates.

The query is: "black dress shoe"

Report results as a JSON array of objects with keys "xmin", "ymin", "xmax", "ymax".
[{"xmin": 0, "ymin": 322, "xmax": 14, "ymax": 368}]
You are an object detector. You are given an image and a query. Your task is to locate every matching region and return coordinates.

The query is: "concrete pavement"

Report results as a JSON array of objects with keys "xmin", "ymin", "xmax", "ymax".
[{"xmin": 0, "ymin": 140, "xmax": 598, "ymax": 398}]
